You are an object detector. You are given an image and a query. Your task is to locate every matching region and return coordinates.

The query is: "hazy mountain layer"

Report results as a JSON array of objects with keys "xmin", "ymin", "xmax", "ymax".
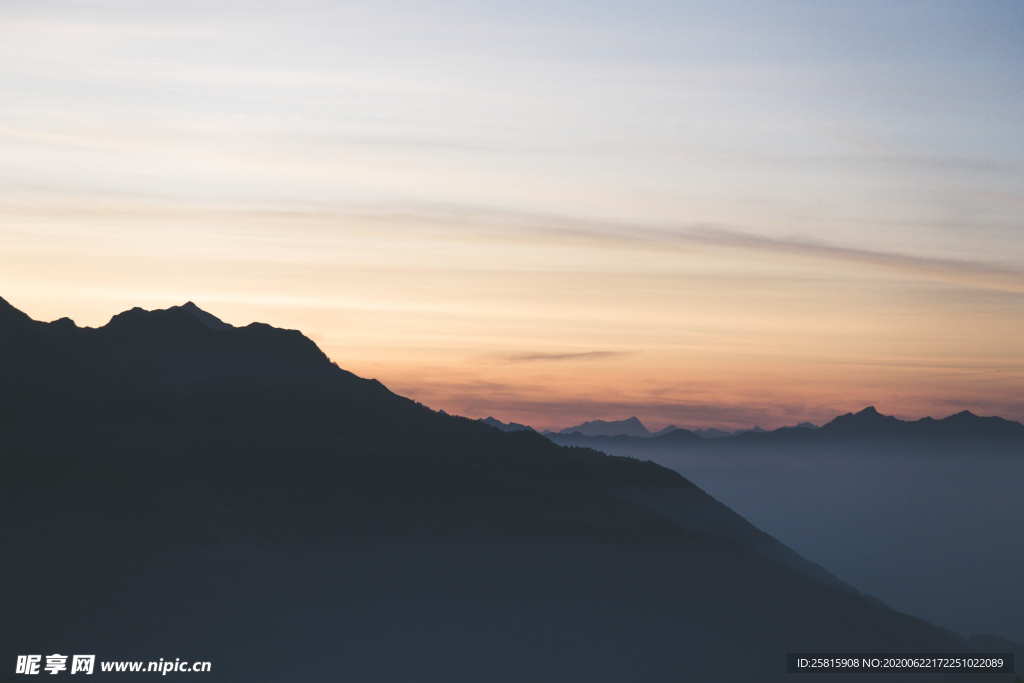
[
  {"xmin": 557, "ymin": 416, "xmax": 652, "ymax": 438},
  {"xmin": 548, "ymin": 410, "xmax": 1024, "ymax": 644}
]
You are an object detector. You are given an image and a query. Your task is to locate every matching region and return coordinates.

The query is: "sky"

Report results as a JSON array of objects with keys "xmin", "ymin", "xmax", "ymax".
[{"xmin": 2, "ymin": 0, "xmax": 1023, "ymax": 430}]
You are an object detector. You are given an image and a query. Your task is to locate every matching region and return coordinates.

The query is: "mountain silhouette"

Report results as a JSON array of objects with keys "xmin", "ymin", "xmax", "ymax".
[
  {"xmin": 820, "ymin": 405, "xmax": 903, "ymax": 434},
  {"xmin": 557, "ymin": 415, "xmax": 651, "ymax": 437},
  {"xmin": 552, "ymin": 406, "xmax": 1022, "ymax": 453},
  {"xmin": 175, "ymin": 300, "xmax": 233, "ymax": 329},
  {"xmin": 0, "ymin": 295, "xmax": 33, "ymax": 326},
  {"xmin": 1, "ymin": 298, "xmax": 988, "ymax": 682},
  {"xmin": 819, "ymin": 405, "xmax": 1024, "ymax": 439},
  {"xmin": 479, "ymin": 416, "xmax": 535, "ymax": 432},
  {"xmin": 590, "ymin": 422, "xmax": 823, "ymax": 441}
]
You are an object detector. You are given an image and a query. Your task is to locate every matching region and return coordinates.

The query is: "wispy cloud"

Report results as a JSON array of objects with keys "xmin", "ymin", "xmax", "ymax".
[
  {"xmin": 350, "ymin": 202, "xmax": 1024, "ymax": 293},
  {"xmin": 683, "ymin": 225, "xmax": 1024, "ymax": 290},
  {"xmin": 503, "ymin": 350, "xmax": 632, "ymax": 363}
]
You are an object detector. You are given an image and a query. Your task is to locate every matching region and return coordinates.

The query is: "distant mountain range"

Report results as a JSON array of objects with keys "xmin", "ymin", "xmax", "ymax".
[
  {"xmin": 499, "ymin": 405, "xmax": 1021, "ymax": 451},
  {"xmin": 819, "ymin": 405, "xmax": 1024, "ymax": 438},
  {"xmin": 556, "ymin": 416, "xmax": 651, "ymax": 437},
  {"xmin": 547, "ymin": 405, "xmax": 1024, "ymax": 647},
  {"xmin": 663, "ymin": 423, "xmax": 819, "ymax": 438},
  {"xmin": 1, "ymin": 297, "xmax": 1006, "ymax": 681},
  {"xmin": 481, "ymin": 415, "xmax": 826, "ymax": 439}
]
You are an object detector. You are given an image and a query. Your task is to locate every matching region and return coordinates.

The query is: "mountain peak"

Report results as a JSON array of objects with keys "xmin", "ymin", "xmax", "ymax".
[
  {"xmin": 847, "ymin": 405, "xmax": 892, "ymax": 420},
  {"xmin": 559, "ymin": 416, "xmax": 651, "ymax": 438},
  {"xmin": 104, "ymin": 302, "xmax": 232, "ymax": 332},
  {"xmin": 171, "ymin": 301, "xmax": 232, "ymax": 330},
  {"xmin": 821, "ymin": 405, "xmax": 902, "ymax": 434},
  {"xmin": 2, "ymin": 297, "xmax": 391, "ymax": 401},
  {"xmin": 819, "ymin": 406, "xmax": 1024, "ymax": 438}
]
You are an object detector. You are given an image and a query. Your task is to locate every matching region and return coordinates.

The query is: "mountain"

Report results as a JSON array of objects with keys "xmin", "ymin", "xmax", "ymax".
[
  {"xmin": 643, "ymin": 422, "xmax": 818, "ymax": 440},
  {"xmin": 1, "ymin": 298, "xmax": 979, "ymax": 682},
  {"xmin": 552, "ymin": 406, "xmax": 1023, "ymax": 456},
  {"xmin": 686, "ymin": 405, "xmax": 1024, "ymax": 443},
  {"xmin": 550, "ymin": 425, "xmax": 703, "ymax": 451},
  {"xmin": 819, "ymin": 406, "xmax": 1024, "ymax": 439},
  {"xmin": 0, "ymin": 295, "xmax": 32, "ymax": 327},
  {"xmin": 176, "ymin": 300, "xmax": 233, "ymax": 329},
  {"xmin": 541, "ymin": 404, "xmax": 1024, "ymax": 646},
  {"xmin": 819, "ymin": 405, "xmax": 902, "ymax": 434},
  {"xmin": 658, "ymin": 425, "xmax": 745, "ymax": 439},
  {"xmin": 557, "ymin": 416, "xmax": 651, "ymax": 437},
  {"xmin": 479, "ymin": 416, "xmax": 535, "ymax": 432}
]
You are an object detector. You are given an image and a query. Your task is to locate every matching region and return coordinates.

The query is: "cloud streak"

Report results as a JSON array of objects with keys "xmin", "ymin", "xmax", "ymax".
[
  {"xmin": 683, "ymin": 225, "xmax": 1024, "ymax": 291},
  {"xmin": 352, "ymin": 202, "xmax": 1024, "ymax": 293},
  {"xmin": 503, "ymin": 350, "xmax": 632, "ymax": 363}
]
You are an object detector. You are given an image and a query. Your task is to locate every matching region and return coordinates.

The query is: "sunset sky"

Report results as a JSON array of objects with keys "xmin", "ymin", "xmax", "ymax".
[{"xmin": 3, "ymin": 1, "xmax": 1022, "ymax": 429}]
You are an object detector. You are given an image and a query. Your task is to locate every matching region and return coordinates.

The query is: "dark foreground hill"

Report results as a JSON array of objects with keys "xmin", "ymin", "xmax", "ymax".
[{"xmin": 0, "ymin": 298, "xmax": 997, "ymax": 682}]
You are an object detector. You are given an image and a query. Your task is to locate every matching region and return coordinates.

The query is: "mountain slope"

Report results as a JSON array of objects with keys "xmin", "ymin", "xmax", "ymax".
[
  {"xmin": 0, "ymin": 298, "xmax": 975, "ymax": 682},
  {"xmin": 479, "ymin": 416, "xmax": 535, "ymax": 432}
]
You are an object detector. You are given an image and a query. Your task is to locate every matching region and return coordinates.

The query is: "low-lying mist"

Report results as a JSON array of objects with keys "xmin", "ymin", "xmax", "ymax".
[{"xmin": 593, "ymin": 439, "xmax": 1023, "ymax": 643}]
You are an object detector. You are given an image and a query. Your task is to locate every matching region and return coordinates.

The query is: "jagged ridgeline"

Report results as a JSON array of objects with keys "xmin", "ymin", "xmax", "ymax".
[{"xmin": 1, "ymin": 298, "xmax": 977, "ymax": 682}]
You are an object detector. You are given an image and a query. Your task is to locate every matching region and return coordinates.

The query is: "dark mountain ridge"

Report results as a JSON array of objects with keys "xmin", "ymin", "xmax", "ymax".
[{"xmin": 1, "ymin": 298, "xmax": 988, "ymax": 681}]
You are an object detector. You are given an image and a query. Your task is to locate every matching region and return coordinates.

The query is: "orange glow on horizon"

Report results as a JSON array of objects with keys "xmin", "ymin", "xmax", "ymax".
[{"xmin": 4, "ymin": 201, "xmax": 1021, "ymax": 431}]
